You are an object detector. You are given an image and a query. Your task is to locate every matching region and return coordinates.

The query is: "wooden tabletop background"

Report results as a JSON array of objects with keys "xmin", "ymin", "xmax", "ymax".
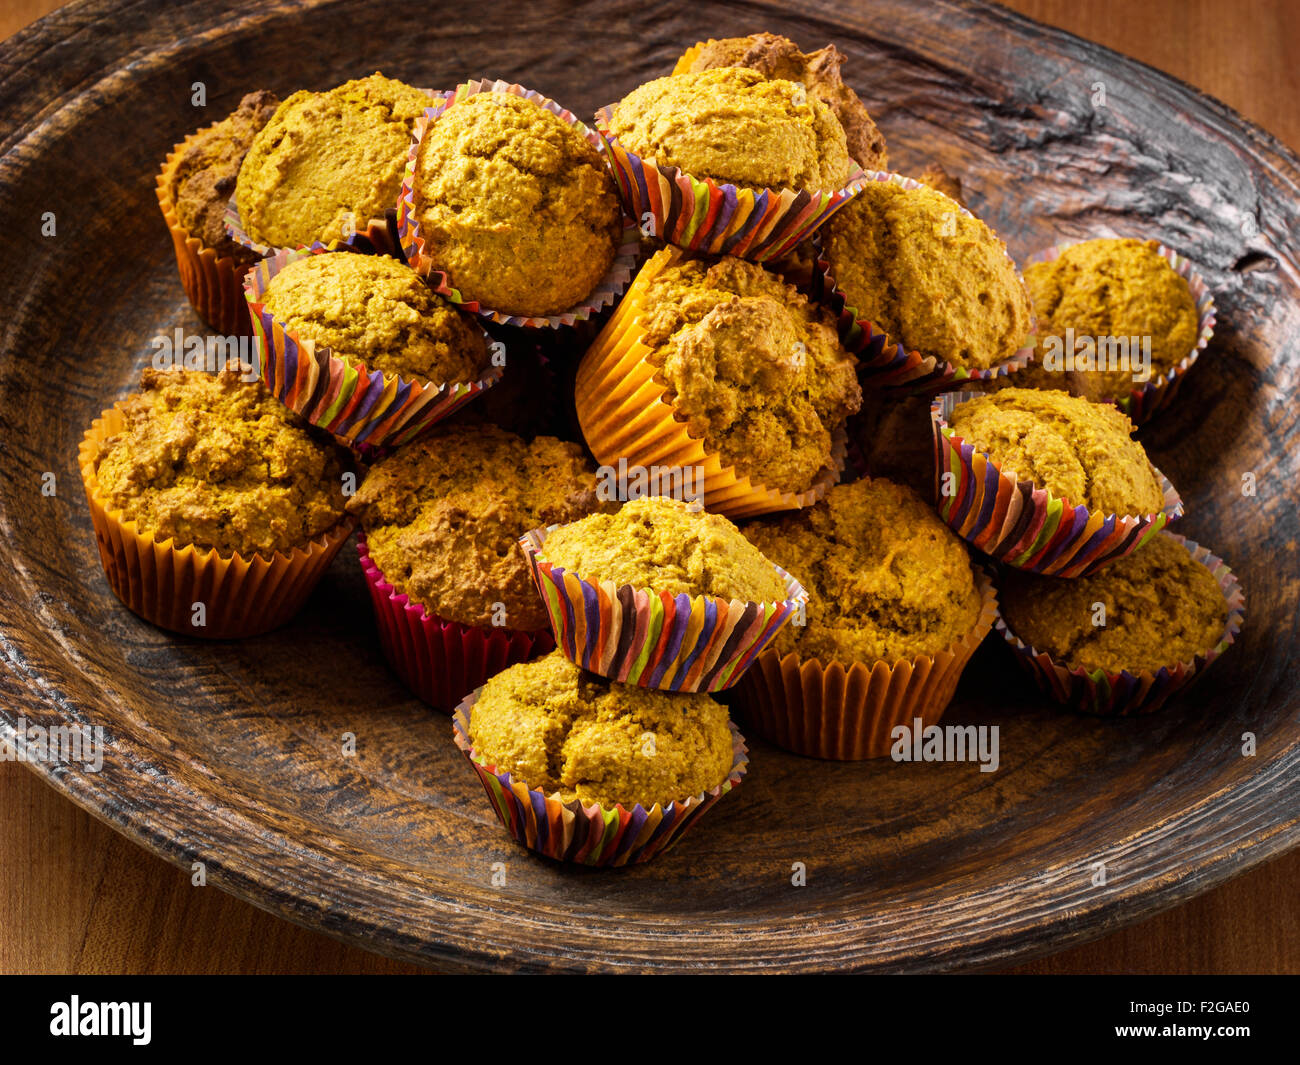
[{"xmin": 1, "ymin": 0, "xmax": 1296, "ymax": 974}]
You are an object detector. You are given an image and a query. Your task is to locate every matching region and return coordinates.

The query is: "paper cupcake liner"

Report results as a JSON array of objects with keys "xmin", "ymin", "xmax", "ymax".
[
  {"xmin": 593, "ymin": 104, "xmax": 867, "ymax": 262},
  {"xmin": 1023, "ymin": 242, "xmax": 1216, "ymax": 425},
  {"xmin": 224, "ymin": 195, "xmax": 402, "ymax": 261},
  {"xmin": 452, "ymin": 689, "xmax": 749, "ymax": 866},
  {"xmin": 575, "ymin": 245, "xmax": 848, "ymax": 518},
  {"xmin": 730, "ymin": 571, "xmax": 999, "ymax": 759},
  {"xmin": 79, "ymin": 404, "xmax": 353, "ymax": 639},
  {"xmin": 243, "ymin": 246, "xmax": 503, "ymax": 449},
  {"xmin": 356, "ymin": 537, "xmax": 554, "ymax": 712},
  {"xmin": 519, "ymin": 524, "xmax": 808, "ymax": 693},
  {"xmin": 812, "ymin": 170, "xmax": 1037, "ymax": 394},
  {"xmin": 397, "ymin": 80, "xmax": 640, "ymax": 329},
  {"xmin": 931, "ymin": 391, "xmax": 1183, "ymax": 576},
  {"xmin": 670, "ymin": 42, "xmax": 706, "ymax": 75},
  {"xmin": 997, "ymin": 534, "xmax": 1245, "ymax": 715}
]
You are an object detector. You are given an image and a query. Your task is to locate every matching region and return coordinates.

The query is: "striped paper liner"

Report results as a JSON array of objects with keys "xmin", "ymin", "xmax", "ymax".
[
  {"xmin": 452, "ymin": 690, "xmax": 749, "ymax": 866},
  {"xmin": 593, "ymin": 103, "xmax": 867, "ymax": 262},
  {"xmin": 812, "ymin": 170, "xmax": 1036, "ymax": 393},
  {"xmin": 356, "ymin": 537, "xmax": 554, "ymax": 712},
  {"xmin": 397, "ymin": 80, "xmax": 640, "ymax": 328},
  {"xmin": 243, "ymin": 246, "xmax": 503, "ymax": 450},
  {"xmin": 518, "ymin": 524, "xmax": 808, "ymax": 693},
  {"xmin": 1022, "ymin": 241, "xmax": 1216, "ymax": 424},
  {"xmin": 931, "ymin": 391, "xmax": 1183, "ymax": 576},
  {"xmin": 997, "ymin": 534, "xmax": 1245, "ymax": 716}
]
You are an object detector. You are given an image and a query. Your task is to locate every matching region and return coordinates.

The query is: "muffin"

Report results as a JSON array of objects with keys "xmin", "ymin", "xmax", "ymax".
[
  {"xmin": 234, "ymin": 73, "xmax": 431, "ymax": 249},
  {"xmin": 676, "ymin": 33, "xmax": 887, "ymax": 170},
  {"xmin": 846, "ymin": 391, "xmax": 935, "ymax": 498},
  {"xmin": 915, "ymin": 162, "xmax": 964, "ymax": 205},
  {"xmin": 407, "ymin": 89, "xmax": 624, "ymax": 317}
]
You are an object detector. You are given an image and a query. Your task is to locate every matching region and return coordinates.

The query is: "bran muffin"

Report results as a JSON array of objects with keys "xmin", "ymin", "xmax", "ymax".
[
  {"xmin": 915, "ymin": 162, "xmax": 964, "ymax": 206},
  {"xmin": 822, "ymin": 178, "xmax": 1032, "ymax": 373},
  {"xmin": 346, "ymin": 425, "xmax": 606, "ymax": 631},
  {"xmin": 1000, "ymin": 532, "xmax": 1228, "ymax": 674},
  {"xmin": 92, "ymin": 367, "xmax": 350, "ymax": 557},
  {"xmin": 608, "ymin": 67, "xmax": 853, "ymax": 191},
  {"xmin": 468, "ymin": 650, "xmax": 734, "ymax": 808},
  {"xmin": 234, "ymin": 73, "xmax": 431, "ymax": 249},
  {"xmin": 410, "ymin": 91, "xmax": 623, "ymax": 317},
  {"xmin": 258, "ymin": 252, "xmax": 488, "ymax": 383},
  {"xmin": 540, "ymin": 495, "xmax": 788, "ymax": 602},
  {"xmin": 946, "ymin": 388, "xmax": 1165, "ymax": 515}
]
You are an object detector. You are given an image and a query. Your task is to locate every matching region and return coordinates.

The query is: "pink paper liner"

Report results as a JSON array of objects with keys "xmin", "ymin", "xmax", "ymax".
[
  {"xmin": 997, "ymin": 533, "xmax": 1245, "ymax": 715},
  {"xmin": 243, "ymin": 246, "xmax": 503, "ymax": 449},
  {"xmin": 397, "ymin": 80, "xmax": 640, "ymax": 328},
  {"xmin": 930, "ymin": 391, "xmax": 1183, "ymax": 576},
  {"xmin": 452, "ymin": 688, "xmax": 749, "ymax": 866},
  {"xmin": 518, "ymin": 523, "xmax": 807, "ymax": 692},
  {"xmin": 812, "ymin": 170, "xmax": 1037, "ymax": 394},
  {"xmin": 356, "ymin": 537, "xmax": 553, "ymax": 712},
  {"xmin": 1022, "ymin": 241, "xmax": 1216, "ymax": 424}
]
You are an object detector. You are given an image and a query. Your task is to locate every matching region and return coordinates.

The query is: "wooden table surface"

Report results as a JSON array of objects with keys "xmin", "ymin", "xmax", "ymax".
[{"xmin": 1, "ymin": 0, "xmax": 1296, "ymax": 975}]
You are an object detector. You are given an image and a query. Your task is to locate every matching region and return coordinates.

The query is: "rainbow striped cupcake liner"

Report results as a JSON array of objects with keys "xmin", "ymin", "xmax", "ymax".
[
  {"xmin": 243, "ymin": 246, "xmax": 503, "ymax": 450},
  {"xmin": 997, "ymin": 534, "xmax": 1245, "ymax": 715},
  {"xmin": 931, "ymin": 391, "xmax": 1183, "ymax": 576},
  {"xmin": 812, "ymin": 170, "xmax": 1036, "ymax": 394},
  {"xmin": 452, "ymin": 690, "xmax": 749, "ymax": 866},
  {"xmin": 518, "ymin": 524, "xmax": 808, "ymax": 692},
  {"xmin": 593, "ymin": 104, "xmax": 866, "ymax": 262},
  {"xmin": 397, "ymin": 80, "xmax": 640, "ymax": 329},
  {"xmin": 1023, "ymin": 242, "xmax": 1216, "ymax": 425}
]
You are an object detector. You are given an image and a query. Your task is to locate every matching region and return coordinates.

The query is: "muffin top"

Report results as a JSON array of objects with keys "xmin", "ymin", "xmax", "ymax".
[
  {"xmin": 1000, "ymin": 532, "xmax": 1228, "ymax": 674},
  {"xmin": 608, "ymin": 67, "xmax": 853, "ymax": 191},
  {"xmin": 93, "ymin": 367, "xmax": 349, "ymax": 557},
  {"xmin": 745, "ymin": 478, "xmax": 982, "ymax": 664},
  {"xmin": 468, "ymin": 650, "xmax": 734, "ymax": 809},
  {"xmin": 411, "ymin": 91, "xmax": 623, "ymax": 317},
  {"xmin": 681, "ymin": 33, "xmax": 886, "ymax": 171},
  {"xmin": 640, "ymin": 255, "xmax": 861, "ymax": 494},
  {"xmin": 541, "ymin": 496, "xmax": 789, "ymax": 602},
  {"xmin": 1025, "ymin": 237, "xmax": 1200, "ymax": 402},
  {"xmin": 346, "ymin": 425, "xmax": 605, "ymax": 631},
  {"xmin": 169, "ymin": 90, "xmax": 280, "ymax": 263},
  {"xmin": 234, "ymin": 73, "xmax": 430, "ymax": 248},
  {"xmin": 823, "ymin": 179, "xmax": 1033, "ymax": 371},
  {"xmin": 259, "ymin": 252, "xmax": 488, "ymax": 383},
  {"xmin": 946, "ymin": 388, "xmax": 1166, "ymax": 515}
]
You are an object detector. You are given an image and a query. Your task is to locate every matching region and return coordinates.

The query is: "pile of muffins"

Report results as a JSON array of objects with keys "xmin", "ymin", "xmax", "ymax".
[{"xmin": 84, "ymin": 34, "xmax": 1244, "ymax": 867}]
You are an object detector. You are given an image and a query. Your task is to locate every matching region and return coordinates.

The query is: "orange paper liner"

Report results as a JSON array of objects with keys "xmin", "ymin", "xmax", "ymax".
[
  {"xmin": 730, "ymin": 571, "xmax": 999, "ymax": 759},
  {"xmin": 575, "ymin": 246, "xmax": 847, "ymax": 518},
  {"xmin": 80, "ymin": 404, "xmax": 354, "ymax": 639}
]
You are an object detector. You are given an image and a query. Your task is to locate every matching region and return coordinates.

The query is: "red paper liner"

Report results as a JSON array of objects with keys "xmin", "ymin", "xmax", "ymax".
[
  {"xmin": 997, "ymin": 534, "xmax": 1245, "ymax": 715},
  {"xmin": 931, "ymin": 391, "xmax": 1183, "ymax": 576},
  {"xmin": 730, "ymin": 570, "xmax": 999, "ymax": 759},
  {"xmin": 452, "ymin": 689, "xmax": 749, "ymax": 866},
  {"xmin": 80, "ymin": 404, "xmax": 353, "ymax": 639},
  {"xmin": 356, "ymin": 537, "xmax": 554, "ymax": 712}
]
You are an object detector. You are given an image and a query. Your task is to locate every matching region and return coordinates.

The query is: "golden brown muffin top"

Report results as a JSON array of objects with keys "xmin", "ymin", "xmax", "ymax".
[
  {"xmin": 640, "ymin": 256, "xmax": 861, "ymax": 494},
  {"xmin": 1025, "ymin": 237, "xmax": 1200, "ymax": 403},
  {"xmin": 609, "ymin": 67, "xmax": 853, "ymax": 190},
  {"xmin": 259, "ymin": 252, "xmax": 488, "ymax": 384},
  {"xmin": 234, "ymin": 73, "xmax": 431, "ymax": 248},
  {"xmin": 744, "ymin": 478, "xmax": 982, "ymax": 664},
  {"xmin": 412, "ymin": 91, "xmax": 623, "ymax": 317},
  {"xmin": 170, "ymin": 90, "xmax": 280, "ymax": 262},
  {"xmin": 1000, "ymin": 532, "xmax": 1228, "ymax": 674},
  {"xmin": 682, "ymin": 33, "xmax": 887, "ymax": 171},
  {"xmin": 823, "ymin": 179, "xmax": 1033, "ymax": 371},
  {"xmin": 914, "ymin": 162, "xmax": 965, "ymax": 206},
  {"xmin": 93, "ymin": 368, "xmax": 349, "ymax": 557},
  {"xmin": 346, "ymin": 425, "xmax": 606, "ymax": 631},
  {"xmin": 947, "ymin": 388, "xmax": 1166, "ymax": 515},
  {"xmin": 541, "ymin": 496, "xmax": 789, "ymax": 602},
  {"xmin": 468, "ymin": 650, "xmax": 734, "ymax": 808}
]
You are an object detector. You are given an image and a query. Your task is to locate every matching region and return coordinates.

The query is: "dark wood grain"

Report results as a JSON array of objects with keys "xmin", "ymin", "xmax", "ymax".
[{"xmin": 0, "ymin": 0, "xmax": 1296, "ymax": 973}]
